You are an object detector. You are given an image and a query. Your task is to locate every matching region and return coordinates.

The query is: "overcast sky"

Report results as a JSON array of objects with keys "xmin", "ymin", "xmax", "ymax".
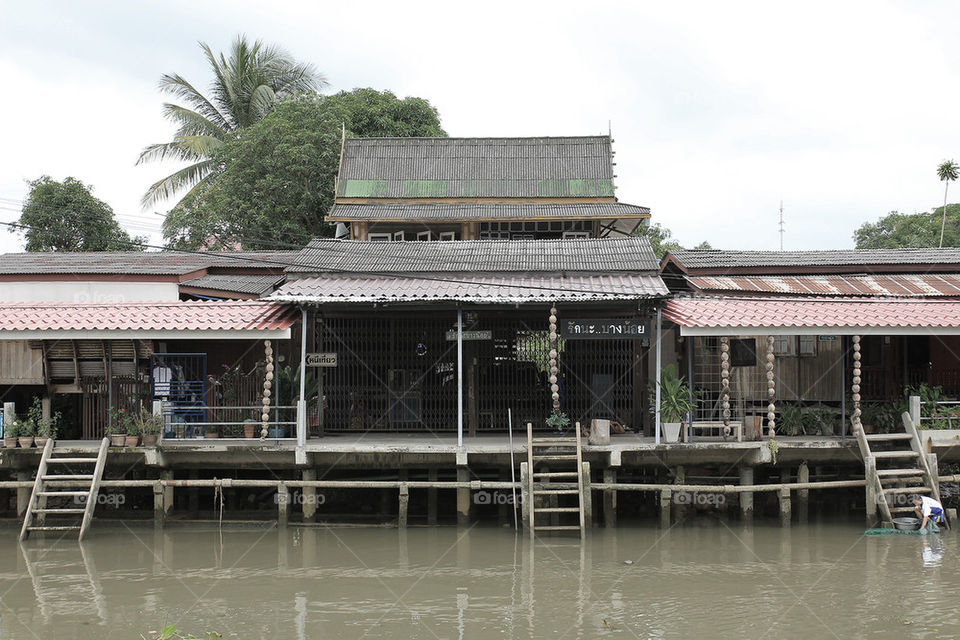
[{"xmin": 1, "ymin": 0, "xmax": 959, "ymax": 254}]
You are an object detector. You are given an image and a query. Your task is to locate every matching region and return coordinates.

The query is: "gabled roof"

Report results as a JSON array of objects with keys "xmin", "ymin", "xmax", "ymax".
[
  {"xmin": 0, "ymin": 251, "xmax": 299, "ymax": 276},
  {"xmin": 336, "ymin": 136, "xmax": 615, "ymax": 199},
  {"xmin": 664, "ymin": 248, "xmax": 960, "ymax": 276},
  {"xmin": 285, "ymin": 237, "xmax": 660, "ymax": 275},
  {"xmin": 326, "ymin": 202, "xmax": 649, "ymax": 222},
  {"xmin": 179, "ymin": 274, "xmax": 285, "ymax": 297},
  {"xmin": 270, "ymin": 273, "xmax": 667, "ymax": 303}
]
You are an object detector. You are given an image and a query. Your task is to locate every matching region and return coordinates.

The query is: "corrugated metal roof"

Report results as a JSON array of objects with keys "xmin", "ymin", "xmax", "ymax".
[
  {"xmin": 667, "ymin": 248, "xmax": 960, "ymax": 271},
  {"xmin": 663, "ymin": 297, "xmax": 960, "ymax": 333},
  {"xmin": 285, "ymin": 237, "xmax": 660, "ymax": 274},
  {"xmin": 337, "ymin": 136, "xmax": 614, "ymax": 198},
  {"xmin": 270, "ymin": 274, "xmax": 667, "ymax": 303},
  {"xmin": 0, "ymin": 301, "xmax": 296, "ymax": 333},
  {"xmin": 326, "ymin": 202, "xmax": 650, "ymax": 222},
  {"xmin": 179, "ymin": 274, "xmax": 284, "ymax": 296},
  {"xmin": 686, "ymin": 274, "xmax": 960, "ymax": 297},
  {"xmin": 0, "ymin": 251, "xmax": 300, "ymax": 275}
]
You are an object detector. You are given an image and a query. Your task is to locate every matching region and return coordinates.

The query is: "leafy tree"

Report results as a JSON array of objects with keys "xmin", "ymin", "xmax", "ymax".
[
  {"xmin": 137, "ymin": 36, "xmax": 326, "ymax": 209},
  {"xmin": 854, "ymin": 205, "xmax": 960, "ymax": 249},
  {"xmin": 635, "ymin": 222, "xmax": 711, "ymax": 258},
  {"xmin": 162, "ymin": 89, "xmax": 446, "ymax": 250},
  {"xmin": 938, "ymin": 160, "xmax": 959, "ymax": 248},
  {"xmin": 11, "ymin": 176, "xmax": 144, "ymax": 252}
]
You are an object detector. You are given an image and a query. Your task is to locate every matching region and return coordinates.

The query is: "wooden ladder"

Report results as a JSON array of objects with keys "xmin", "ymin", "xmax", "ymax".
[
  {"xmin": 20, "ymin": 438, "xmax": 110, "ymax": 541},
  {"xmin": 526, "ymin": 422, "xmax": 586, "ymax": 538},
  {"xmin": 855, "ymin": 412, "xmax": 943, "ymax": 527}
]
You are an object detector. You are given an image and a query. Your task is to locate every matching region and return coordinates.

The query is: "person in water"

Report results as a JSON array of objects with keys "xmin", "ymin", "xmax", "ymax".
[{"xmin": 912, "ymin": 494, "xmax": 946, "ymax": 533}]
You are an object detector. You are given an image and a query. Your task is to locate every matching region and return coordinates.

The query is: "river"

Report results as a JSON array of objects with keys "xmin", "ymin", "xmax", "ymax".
[{"xmin": 0, "ymin": 521, "xmax": 955, "ymax": 639}]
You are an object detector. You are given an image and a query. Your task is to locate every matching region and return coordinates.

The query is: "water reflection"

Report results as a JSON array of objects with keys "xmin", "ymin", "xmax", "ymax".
[{"xmin": 0, "ymin": 522, "xmax": 956, "ymax": 639}]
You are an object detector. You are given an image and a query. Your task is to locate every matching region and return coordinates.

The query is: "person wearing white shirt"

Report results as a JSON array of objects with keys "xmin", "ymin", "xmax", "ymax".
[{"xmin": 912, "ymin": 494, "xmax": 946, "ymax": 533}]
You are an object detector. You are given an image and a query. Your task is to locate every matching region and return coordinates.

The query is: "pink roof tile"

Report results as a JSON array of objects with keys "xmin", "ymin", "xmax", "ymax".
[
  {"xmin": 686, "ymin": 274, "xmax": 960, "ymax": 297},
  {"xmin": 0, "ymin": 301, "xmax": 296, "ymax": 333}
]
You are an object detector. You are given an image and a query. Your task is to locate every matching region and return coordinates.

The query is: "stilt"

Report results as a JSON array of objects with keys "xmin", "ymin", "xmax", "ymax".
[
  {"xmin": 660, "ymin": 488, "xmax": 672, "ymax": 529},
  {"xmin": 456, "ymin": 467, "xmax": 470, "ymax": 526},
  {"xmin": 797, "ymin": 462, "xmax": 809, "ymax": 523},
  {"xmin": 277, "ymin": 484, "xmax": 289, "ymax": 528},
  {"xmin": 672, "ymin": 466, "xmax": 686, "ymax": 523},
  {"xmin": 398, "ymin": 484, "xmax": 409, "ymax": 529},
  {"xmin": 581, "ymin": 462, "xmax": 592, "ymax": 529},
  {"xmin": 162, "ymin": 470, "xmax": 174, "ymax": 521},
  {"xmin": 427, "ymin": 468, "xmax": 438, "ymax": 525},
  {"xmin": 302, "ymin": 469, "xmax": 317, "ymax": 523},
  {"xmin": 779, "ymin": 487, "xmax": 791, "ymax": 527},
  {"xmin": 603, "ymin": 468, "xmax": 617, "ymax": 528},
  {"xmin": 153, "ymin": 481, "xmax": 165, "ymax": 530},
  {"xmin": 17, "ymin": 471, "xmax": 30, "ymax": 518},
  {"xmin": 864, "ymin": 457, "xmax": 877, "ymax": 527},
  {"xmin": 519, "ymin": 462, "xmax": 530, "ymax": 530},
  {"xmin": 739, "ymin": 466, "xmax": 754, "ymax": 522}
]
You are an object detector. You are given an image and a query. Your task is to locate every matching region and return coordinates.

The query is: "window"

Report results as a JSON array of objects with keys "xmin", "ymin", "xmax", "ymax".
[
  {"xmin": 562, "ymin": 231, "xmax": 591, "ymax": 239},
  {"xmin": 368, "ymin": 233, "xmax": 391, "ymax": 242},
  {"xmin": 393, "ymin": 231, "xmax": 405, "ymax": 241},
  {"xmin": 799, "ymin": 336, "xmax": 818, "ymax": 357},
  {"xmin": 772, "ymin": 336, "xmax": 796, "ymax": 356},
  {"xmin": 479, "ymin": 231, "xmax": 510, "ymax": 240},
  {"xmin": 416, "ymin": 231, "xmax": 431, "ymax": 241},
  {"xmin": 439, "ymin": 231, "xmax": 456, "ymax": 241},
  {"xmin": 730, "ymin": 338, "xmax": 757, "ymax": 367}
]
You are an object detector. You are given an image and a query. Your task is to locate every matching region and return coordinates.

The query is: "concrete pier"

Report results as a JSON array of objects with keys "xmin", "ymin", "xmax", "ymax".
[{"xmin": 739, "ymin": 467, "xmax": 754, "ymax": 522}]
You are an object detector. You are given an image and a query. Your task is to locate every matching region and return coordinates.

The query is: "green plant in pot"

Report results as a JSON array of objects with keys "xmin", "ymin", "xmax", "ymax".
[
  {"xmin": 125, "ymin": 416, "xmax": 140, "ymax": 447},
  {"xmin": 779, "ymin": 404, "xmax": 805, "ymax": 436},
  {"xmin": 545, "ymin": 410, "xmax": 570, "ymax": 433},
  {"xmin": 648, "ymin": 364, "xmax": 692, "ymax": 443},
  {"xmin": 139, "ymin": 407, "xmax": 163, "ymax": 447},
  {"xmin": 109, "ymin": 407, "xmax": 131, "ymax": 446},
  {"xmin": 18, "ymin": 416, "xmax": 36, "ymax": 448},
  {"xmin": 4, "ymin": 419, "xmax": 19, "ymax": 447}
]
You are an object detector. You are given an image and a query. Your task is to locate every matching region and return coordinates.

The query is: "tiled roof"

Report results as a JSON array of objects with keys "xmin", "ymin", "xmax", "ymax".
[
  {"xmin": 285, "ymin": 237, "xmax": 660, "ymax": 274},
  {"xmin": 686, "ymin": 274, "xmax": 960, "ymax": 297},
  {"xmin": 663, "ymin": 297, "xmax": 960, "ymax": 332},
  {"xmin": 337, "ymin": 136, "xmax": 615, "ymax": 199},
  {"xmin": 0, "ymin": 251, "xmax": 300, "ymax": 275},
  {"xmin": 179, "ymin": 274, "xmax": 284, "ymax": 296},
  {"xmin": 270, "ymin": 274, "xmax": 667, "ymax": 303},
  {"xmin": 0, "ymin": 301, "xmax": 296, "ymax": 334},
  {"xmin": 667, "ymin": 248, "xmax": 960, "ymax": 272},
  {"xmin": 326, "ymin": 202, "xmax": 650, "ymax": 222}
]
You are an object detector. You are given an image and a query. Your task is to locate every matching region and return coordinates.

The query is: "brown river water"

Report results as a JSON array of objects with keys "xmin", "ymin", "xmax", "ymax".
[{"xmin": 0, "ymin": 521, "xmax": 956, "ymax": 639}]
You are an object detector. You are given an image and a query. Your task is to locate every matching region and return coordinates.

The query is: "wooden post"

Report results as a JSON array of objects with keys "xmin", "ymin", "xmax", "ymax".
[
  {"xmin": 581, "ymin": 462, "xmax": 592, "ymax": 529},
  {"xmin": 16, "ymin": 471, "xmax": 30, "ymax": 518},
  {"xmin": 660, "ymin": 488, "xmax": 672, "ymax": 529},
  {"xmin": 456, "ymin": 467, "xmax": 470, "ymax": 526},
  {"xmin": 427, "ymin": 468, "xmax": 438, "ymax": 525},
  {"xmin": 779, "ymin": 487, "xmax": 791, "ymax": 527},
  {"xmin": 519, "ymin": 462, "xmax": 530, "ymax": 531},
  {"xmin": 398, "ymin": 484, "xmax": 409, "ymax": 529},
  {"xmin": 865, "ymin": 456, "xmax": 877, "ymax": 527},
  {"xmin": 672, "ymin": 465, "xmax": 686, "ymax": 522},
  {"xmin": 603, "ymin": 468, "xmax": 617, "ymax": 528},
  {"xmin": 153, "ymin": 481, "xmax": 165, "ymax": 529},
  {"xmin": 927, "ymin": 453, "xmax": 940, "ymax": 488},
  {"xmin": 162, "ymin": 470, "xmax": 174, "ymax": 518},
  {"xmin": 797, "ymin": 462, "xmax": 809, "ymax": 524},
  {"xmin": 909, "ymin": 395, "xmax": 921, "ymax": 429},
  {"xmin": 302, "ymin": 469, "xmax": 317, "ymax": 523},
  {"xmin": 277, "ymin": 483, "xmax": 289, "ymax": 528},
  {"xmin": 739, "ymin": 466, "xmax": 754, "ymax": 522}
]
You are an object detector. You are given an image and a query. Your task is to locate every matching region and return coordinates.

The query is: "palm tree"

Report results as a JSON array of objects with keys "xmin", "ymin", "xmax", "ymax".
[
  {"xmin": 137, "ymin": 36, "xmax": 326, "ymax": 209},
  {"xmin": 938, "ymin": 159, "xmax": 959, "ymax": 248}
]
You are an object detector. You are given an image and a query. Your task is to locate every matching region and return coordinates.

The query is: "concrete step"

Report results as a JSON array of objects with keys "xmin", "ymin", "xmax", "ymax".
[
  {"xmin": 891, "ymin": 506, "xmax": 919, "ymax": 513},
  {"xmin": 877, "ymin": 469, "xmax": 924, "ymax": 477},
  {"xmin": 866, "ymin": 433, "xmax": 913, "ymax": 441},
  {"xmin": 883, "ymin": 486, "xmax": 931, "ymax": 494},
  {"xmin": 872, "ymin": 451, "xmax": 920, "ymax": 459}
]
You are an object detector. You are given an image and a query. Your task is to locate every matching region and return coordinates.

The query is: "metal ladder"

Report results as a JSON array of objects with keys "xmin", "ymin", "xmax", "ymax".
[
  {"xmin": 855, "ymin": 412, "xmax": 943, "ymax": 527},
  {"xmin": 20, "ymin": 438, "xmax": 110, "ymax": 541},
  {"xmin": 526, "ymin": 422, "xmax": 586, "ymax": 537}
]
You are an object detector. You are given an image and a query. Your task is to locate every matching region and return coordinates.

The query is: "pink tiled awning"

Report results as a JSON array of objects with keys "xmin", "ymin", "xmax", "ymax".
[
  {"xmin": 0, "ymin": 301, "xmax": 296, "ymax": 338},
  {"xmin": 686, "ymin": 274, "xmax": 960, "ymax": 297},
  {"xmin": 663, "ymin": 297, "xmax": 960, "ymax": 335}
]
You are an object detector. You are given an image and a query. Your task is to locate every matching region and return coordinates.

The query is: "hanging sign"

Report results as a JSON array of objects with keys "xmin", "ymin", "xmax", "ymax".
[
  {"xmin": 818, "ymin": 335, "xmax": 838, "ymax": 341},
  {"xmin": 562, "ymin": 319, "xmax": 648, "ymax": 340},
  {"xmin": 306, "ymin": 352, "xmax": 338, "ymax": 367},
  {"xmin": 445, "ymin": 330, "xmax": 493, "ymax": 341}
]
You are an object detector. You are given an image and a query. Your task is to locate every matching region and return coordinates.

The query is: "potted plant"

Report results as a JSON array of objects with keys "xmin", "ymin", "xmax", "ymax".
[
  {"xmin": 649, "ymin": 364, "xmax": 693, "ymax": 443},
  {"xmin": 125, "ymin": 418, "xmax": 140, "ymax": 447},
  {"xmin": 31, "ymin": 398, "xmax": 61, "ymax": 447},
  {"xmin": 109, "ymin": 408, "xmax": 129, "ymax": 446},
  {"xmin": 243, "ymin": 414, "xmax": 258, "ymax": 439},
  {"xmin": 4, "ymin": 420, "xmax": 19, "ymax": 448},
  {"xmin": 18, "ymin": 416, "xmax": 35, "ymax": 448},
  {"xmin": 545, "ymin": 410, "xmax": 570, "ymax": 433},
  {"xmin": 139, "ymin": 407, "xmax": 162, "ymax": 447},
  {"xmin": 205, "ymin": 425, "xmax": 220, "ymax": 438}
]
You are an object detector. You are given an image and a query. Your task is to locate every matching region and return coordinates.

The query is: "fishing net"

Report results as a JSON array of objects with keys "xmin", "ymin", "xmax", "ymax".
[{"xmin": 862, "ymin": 528, "xmax": 925, "ymax": 535}]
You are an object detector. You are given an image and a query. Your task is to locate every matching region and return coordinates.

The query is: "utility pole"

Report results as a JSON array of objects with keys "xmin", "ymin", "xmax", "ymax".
[{"xmin": 778, "ymin": 200, "xmax": 785, "ymax": 251}]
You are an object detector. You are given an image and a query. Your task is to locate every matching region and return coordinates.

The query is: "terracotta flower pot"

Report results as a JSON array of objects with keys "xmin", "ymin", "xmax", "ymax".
[
  {"xmin": 35, "ymin": 437, "xmax": 49, "ymax": 448},
  {"xmin": 142, "ymin": 434, "xmax": 159, "ymax": 447},
  {"xmin": 125, "ymin": 435, "xmax": 140, "ymax": 447},
  {"xmin": 4, "ymin": 437, "xmax": 18, "ymax": 448},
  {"xmin": 18, "ymin": 437, "xmax": 34, "ymax": 448},
  {"xmin": 244, "ymin": 424, "xmax": 256, "ymax": 438},
  {"xmin": 205, "ymin": 432, "xmax": 220, "ymax": 439},
  {"xmin": 110, "ymin": 434, "xmax": 126, "ymax": 447}
]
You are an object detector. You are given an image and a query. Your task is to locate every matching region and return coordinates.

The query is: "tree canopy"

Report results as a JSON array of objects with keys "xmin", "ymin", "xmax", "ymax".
[
  {"xmin": 11, "ymin": 176, "xmax": 144, "ymax": 252},
  {"xmin": 636, "ymin": 222, "xmax": 712, "ymax": 259},
  {"xmin": 137, "ymin": 36, "xmax": 326, "ymax": 209},
  {"xmin": 853, "ymin": 204, "xmax": 960, "ymax": 249},
  {"xmin": 162, "ymin": 89, "xmax": 446, "ymax": 250}
]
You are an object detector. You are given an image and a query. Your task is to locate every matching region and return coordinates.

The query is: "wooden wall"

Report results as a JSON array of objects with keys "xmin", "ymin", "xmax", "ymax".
[{"xmin": 0, "ymin": 340, "xmax": 43, "ymax": 385}]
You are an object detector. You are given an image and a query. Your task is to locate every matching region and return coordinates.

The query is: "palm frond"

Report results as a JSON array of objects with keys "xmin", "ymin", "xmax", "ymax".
[
  {"xmin": 140, "ymin": 159, "xmax": 218, "ymax": 209},
  {"xmin": 174, "ymin": 135, "xmax": 224, "ymax": 159},
  {"xmin": 158, "ymin": 73, "xmax": 232, "ymax": 131},
  {"xmin": 160, "ymin": 103, "xmax": 229, "ymax": 140},
  {"xmin": 136, "ymin": 141, "xmax": 197, "ymax": 165}
]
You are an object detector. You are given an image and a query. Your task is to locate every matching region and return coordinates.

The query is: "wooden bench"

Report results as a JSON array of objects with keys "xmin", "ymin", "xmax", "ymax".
[{"xmin": 683, "ymin": 421, "xmax": 743, "ymax": 442}]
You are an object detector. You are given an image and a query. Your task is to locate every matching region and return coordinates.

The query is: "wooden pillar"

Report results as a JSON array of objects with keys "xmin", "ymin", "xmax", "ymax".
[
  {"xmin": 519, "ymin": 462, "xmax": 530, "ymax": 531},
  {"xmin": 865, "ymin": 456, "xmax": 877, "ymax": 527},
  {"xmin": 162, "ymin": 470, "xmax": 174, "ymax": 521},
  {"xmin": 739, "ymin": 466, "xmax": 754, "ymax": 522},
  {"xmin": 277, "ymin": 483, "xmax": 289, "ymax": 528},
  {"xmin": 581, "ymin": 462, "xmax": 592, "ymax": 529},
  {"xmin": 17, "ymin": 471, "xmax": 31, "ymax": 518},
  {"xmin": 660, "ymin": 488, "xmax": 672, "ymax": 529},
  {"xmin": 779, "ymin": 487, "xmax": 792, "ymax": 527},
  {"xmin": 153, "ymin": 480, "xmax": 165, "ymax": 530},
  {"xmin": 456, "ymin": 467, "xmax": 470, "ymax": 526},
  {"xmin": 672, "ymin": 465, "xmax": 686, "ymax": 522},
  {"xmin": 427, "ymin": 468, "xmax": 438, "ymax": 525},
  {"xmin": 398, "ymin": 484, "xmax": 409, "ymax": 529},
  {"xmin": 603, "ymin": 468, "xmax": 617, "ymax": 528},
  {"xmin": 302, "ymin": 469, "xmax": 317, "ymax": 523},
  {"xmin": 797, "ymin": 462, "xmax": 809, "ymax": 523}
]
